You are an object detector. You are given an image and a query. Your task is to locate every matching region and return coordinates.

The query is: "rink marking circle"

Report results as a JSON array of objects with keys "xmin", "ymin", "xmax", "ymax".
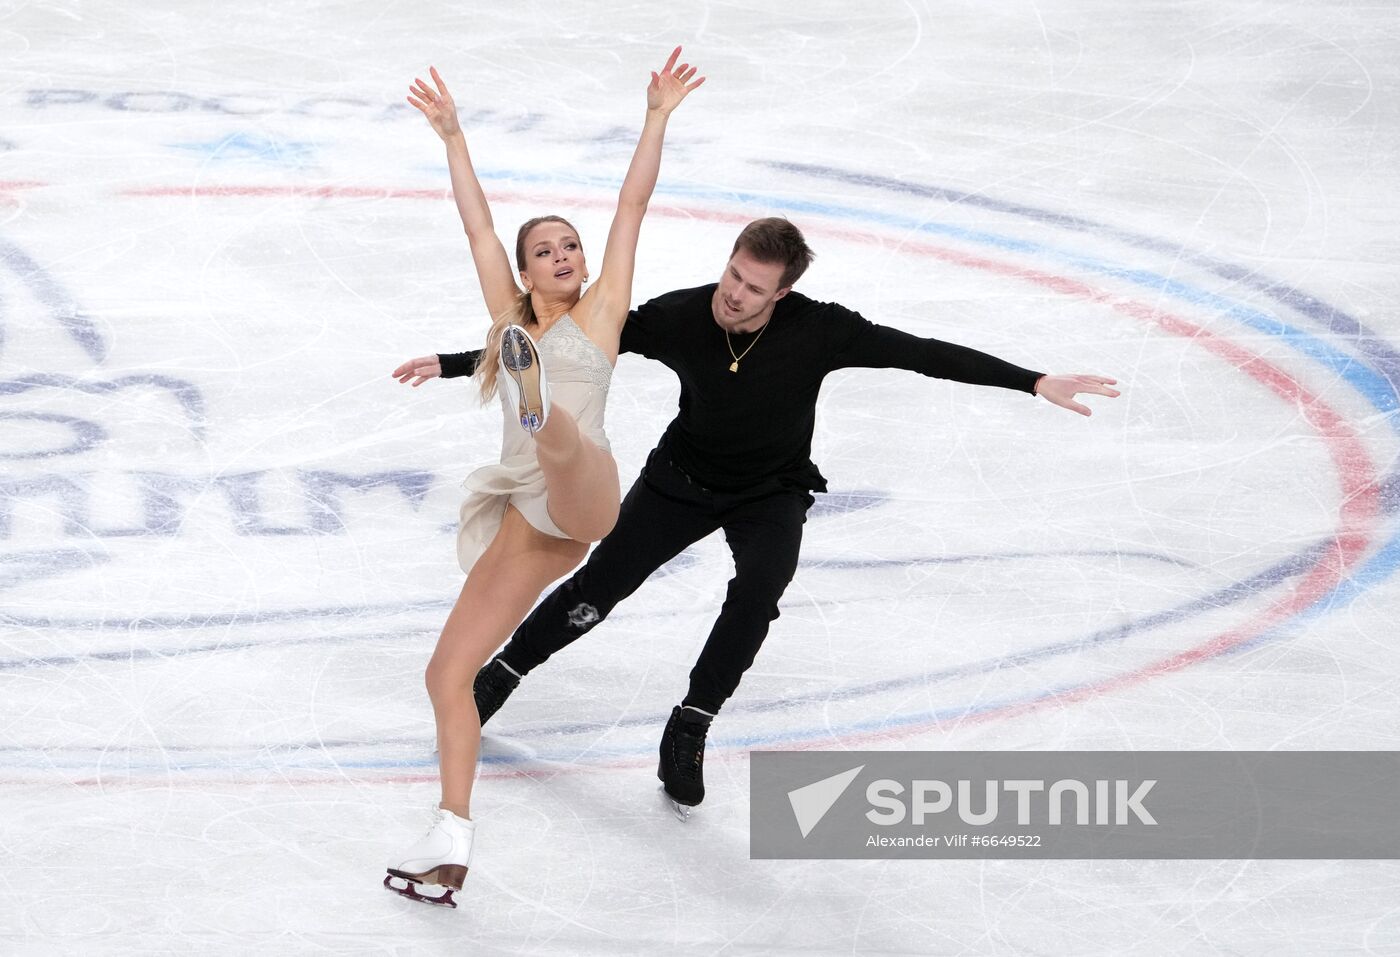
[
  {"xmin": 2, "ymin": 175, "xmax": 1393, "ymax": 777},
  {"xmin": 491, "ymin": 211, "xmax": 1384, "ymax": 768}
]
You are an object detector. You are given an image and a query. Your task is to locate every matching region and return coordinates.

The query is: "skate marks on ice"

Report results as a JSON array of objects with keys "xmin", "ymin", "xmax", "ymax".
[
  {"xmin": 0, "ymin": 545, "xmax": 1214, "ymax": 781},
  {"xmin": 4, "ymin": 61, "xmax": 1399, "ymax": 794},
  {"xmin": 5, "ymin": 170, "xmax": 1399, "ymax": 778},
  {"xmin": 0, "ymin": 9, "xmax": 1397, "ymax": 954}
]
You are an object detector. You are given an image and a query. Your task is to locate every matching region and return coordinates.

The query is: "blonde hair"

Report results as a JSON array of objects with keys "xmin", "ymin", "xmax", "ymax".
[{"xmin": 474, "ymin": 215, "xmax": 579, "ymax": 402}]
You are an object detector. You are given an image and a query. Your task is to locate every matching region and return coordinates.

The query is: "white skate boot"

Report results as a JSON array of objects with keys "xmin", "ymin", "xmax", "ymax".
[
  {"xmin": 384, "ymin": 806, "xmax": 476, "ymax": 909},
  {"xmin": 499, "ymin": 324, "xmax": 550, "ymax": 433}
]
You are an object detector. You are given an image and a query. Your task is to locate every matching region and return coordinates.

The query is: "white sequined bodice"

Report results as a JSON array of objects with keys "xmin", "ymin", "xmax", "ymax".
[{"xmin": 538, "ymin": 314, "xmax": 613, "ymax": 396}]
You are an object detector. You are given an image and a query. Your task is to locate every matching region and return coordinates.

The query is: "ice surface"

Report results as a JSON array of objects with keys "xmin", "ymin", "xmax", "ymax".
[{"xmin": 2, "ymin": 1, "xmax": 1399, "ymax": 953}]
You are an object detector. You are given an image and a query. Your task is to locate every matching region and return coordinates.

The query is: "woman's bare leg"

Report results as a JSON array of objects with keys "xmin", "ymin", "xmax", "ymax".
[
  {"xmin": 531, "ymin": 405, "xmax": 621, "ymax": 542},
  {"xmin": 427, "ymin": 505, "xmax": 588, "ymax": 817}
]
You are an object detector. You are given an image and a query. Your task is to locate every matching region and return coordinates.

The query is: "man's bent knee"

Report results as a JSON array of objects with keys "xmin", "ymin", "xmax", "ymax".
[
  {"xmin": 732, "ymin": 564, "xmax": 800, "ymax": 605},
  {"xmin": 550, "ymin": 578, "xmax": 610, "ymax": 635}
]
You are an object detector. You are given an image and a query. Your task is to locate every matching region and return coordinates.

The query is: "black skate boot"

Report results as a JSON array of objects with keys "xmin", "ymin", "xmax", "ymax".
[
  {"xmin": 658, "ymin": 705, "xmax": 712, "ymax": 821},
  {"xmin": 473, "ymin": 657, "xmax": 522, "ymax": 727}
]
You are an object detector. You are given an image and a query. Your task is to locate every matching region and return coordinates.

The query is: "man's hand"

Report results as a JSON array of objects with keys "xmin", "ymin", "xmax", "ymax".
[
  {"xmin": 392, "ymin": 354, "xmax": 443, "ymax": 388},
  {"xmin": 1034, "ymin": 374, "xmax": 1120, "ymax": 416}
]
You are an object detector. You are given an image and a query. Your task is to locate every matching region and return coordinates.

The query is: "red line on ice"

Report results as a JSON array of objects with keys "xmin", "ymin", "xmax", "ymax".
[{"xmin": 20, "ymin": 184, "xmax": 1379, "ymax": 786}]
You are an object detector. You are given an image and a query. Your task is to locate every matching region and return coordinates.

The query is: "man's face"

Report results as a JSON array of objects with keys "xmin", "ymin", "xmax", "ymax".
[{"xmin": 711, "ymin": 249, "xmax": 789, "ymax": 333}]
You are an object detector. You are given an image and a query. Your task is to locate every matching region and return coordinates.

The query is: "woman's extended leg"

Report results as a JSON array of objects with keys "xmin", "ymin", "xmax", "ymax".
[
  {"xmin": 426, "ymin": 505, "xmax": 588, "ymax": 817},
  {"xmin": 531, "ymin": 404, "xmax": 621, "ymax": 543}
]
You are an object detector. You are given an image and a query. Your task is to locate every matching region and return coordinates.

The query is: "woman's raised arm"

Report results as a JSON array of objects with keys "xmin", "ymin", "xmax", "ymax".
[
  {"xmin": 408, "ymin": 67, "xmax": 521, "ymax": 321},
  {"xmin": 582, "ymin": 46, "xmax": 705, "ymax": 330}
]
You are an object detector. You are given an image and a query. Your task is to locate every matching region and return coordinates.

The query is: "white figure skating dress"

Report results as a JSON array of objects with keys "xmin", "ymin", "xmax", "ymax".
[{"xmin": 455, "ymin": 315, "xmax": 613, "ymax": 572}]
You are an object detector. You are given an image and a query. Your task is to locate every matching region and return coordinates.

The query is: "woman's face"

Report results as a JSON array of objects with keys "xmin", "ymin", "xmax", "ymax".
[{"xmin": 519, "ymin": 221, "xmax": 586, "ymax": 299}]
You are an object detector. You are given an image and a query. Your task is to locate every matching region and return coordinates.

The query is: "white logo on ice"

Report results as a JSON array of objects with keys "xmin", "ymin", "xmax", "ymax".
[{"xmin": 787, "ymin": 765, "xmax": 865, "ymax": 838}]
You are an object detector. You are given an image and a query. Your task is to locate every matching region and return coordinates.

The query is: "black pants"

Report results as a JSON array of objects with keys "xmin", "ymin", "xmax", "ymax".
[{"xmin": 498, "ymin": 451, "xmax": 813, "ymax": 714}]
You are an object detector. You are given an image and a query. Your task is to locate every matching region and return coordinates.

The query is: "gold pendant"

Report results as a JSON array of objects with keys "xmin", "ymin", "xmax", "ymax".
[{"xmin": 729, "ymin": 361, "xmax": 739, "ymax": 373}]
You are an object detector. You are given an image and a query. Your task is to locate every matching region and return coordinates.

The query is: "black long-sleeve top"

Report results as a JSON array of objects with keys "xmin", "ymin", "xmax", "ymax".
[{"xmin": 439, "ymin": 284, "xmax": 1042, "ymax": 493}]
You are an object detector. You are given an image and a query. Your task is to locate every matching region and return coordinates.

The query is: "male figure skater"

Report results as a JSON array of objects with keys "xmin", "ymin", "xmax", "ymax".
[{"xmin": 394, "ymin": 217, "xmax": 1119, "ymax": 816}]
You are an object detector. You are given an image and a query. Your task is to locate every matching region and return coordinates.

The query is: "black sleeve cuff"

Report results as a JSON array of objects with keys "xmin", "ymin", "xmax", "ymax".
[{"xmin": 438, "ymin": 350, "xmax": 483, "ymax": 379}]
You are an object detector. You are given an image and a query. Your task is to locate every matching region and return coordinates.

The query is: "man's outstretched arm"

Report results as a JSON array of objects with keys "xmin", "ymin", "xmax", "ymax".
[
  {"xmin": 389, "ymin": 351, "xmax": 482, "ymax": 386},
  {"xmin": 833, "ymin": 318, "xmax": 1119, "ymax": 416}
]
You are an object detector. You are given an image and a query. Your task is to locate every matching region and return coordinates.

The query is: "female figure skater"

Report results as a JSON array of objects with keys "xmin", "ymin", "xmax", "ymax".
[{"xmin": 384, "ymin": 48, "xmax": 705, "ymax": 907}]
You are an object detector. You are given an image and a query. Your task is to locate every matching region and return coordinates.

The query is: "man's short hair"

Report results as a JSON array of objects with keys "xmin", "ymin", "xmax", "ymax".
[{"xmin": 731, "ymin": 217, "xmax": 815, "ymax": 289}]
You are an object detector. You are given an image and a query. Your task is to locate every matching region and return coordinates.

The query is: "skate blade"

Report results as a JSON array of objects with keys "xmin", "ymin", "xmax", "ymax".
[
  {"xmin": 502, "ymin": 330, "xmax": 545, "ymax": 432},
  {"xmin": 384, "ymin": 873, "xmax": 458, "ymax": 909},
  {"xmin": 510, "ymin": 369, "xmax": 544, "ymax": 432},
  {"xmin": 659, "ymin": 784, "xmax": 692, "ymax": 822}
]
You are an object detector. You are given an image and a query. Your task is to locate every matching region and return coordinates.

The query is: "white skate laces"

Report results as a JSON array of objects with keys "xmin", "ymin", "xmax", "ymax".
[
  {"xmin": 499, "ymin": 324, "xmax": 550, "ymax": 433},
  {"xmin": 383, "ymin": 806, "xmax": 476, "ymax": 909}
]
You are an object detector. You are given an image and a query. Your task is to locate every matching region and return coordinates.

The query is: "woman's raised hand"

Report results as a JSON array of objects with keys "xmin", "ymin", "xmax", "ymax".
[
  {"xmin": 407, "ymin": 66, "xmax": 462, "ymax": 140},
  {"xmin": 647, "ymin": 46, "xmax": 705, "ymax": 115}
]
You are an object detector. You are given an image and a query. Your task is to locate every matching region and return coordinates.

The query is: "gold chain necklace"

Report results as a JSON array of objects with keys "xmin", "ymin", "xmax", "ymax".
[{"xmin": 725, "ymin": 322, "xmax": 769, "ymax": 373}]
